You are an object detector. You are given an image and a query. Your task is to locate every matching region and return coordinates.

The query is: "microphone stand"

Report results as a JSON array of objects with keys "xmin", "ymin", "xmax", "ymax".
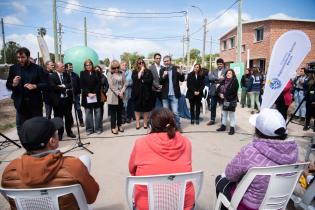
[{"xmin": 64, "ymin": 70, "xmax": 93, "ymax": 154}]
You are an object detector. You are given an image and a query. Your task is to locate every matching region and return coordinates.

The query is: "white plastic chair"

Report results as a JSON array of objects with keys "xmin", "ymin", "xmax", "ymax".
[
  {"xmin": 291, "ymin": 180, "xmax": 315, "ymax": 210},
  {"xmin": 214, "ymin": 163, "xmax": 309, "ymax": 210},
  {"xmin": 0, "ymin": 184, "xmax": 90, "ymax": 210},
  {"xmin": 126, "ymin": 171, "xmax": 204, "ymax": 210},
  {"xmin": 202, "ymin": 86, "xmax": 209, "ymax": 115}
]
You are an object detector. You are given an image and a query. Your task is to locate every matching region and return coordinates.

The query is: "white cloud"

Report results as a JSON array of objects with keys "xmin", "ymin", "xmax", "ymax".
[
  {"xmin": 64, "ymin": 0, "xmax": 80, "ymax": 15},
  {"xmin": 3, "ymin": 15, "xmax": 23, "ymax": 25},
  {"xmin": 11, "ymin": 2, "xmax": 27, "ymax": 14},
  {"xmin": 268, "ymin": 13, "xmax": 293, "ymax": 19},
  {"xmin": 208, "ymin": 9, "xmax": 252, "ymax": 31},
  {"xmin": 4, "ymin": 33, "xmax": 55, "ymax": 58},
  {"xmin": 94, "ymin": 7, "xmax": 124, "ymax": 21}
]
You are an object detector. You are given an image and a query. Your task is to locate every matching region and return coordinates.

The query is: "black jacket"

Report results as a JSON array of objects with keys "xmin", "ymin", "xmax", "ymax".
[
  {"xmin": 240, "ymin": 74, "xmax": 251, "ymax": 88},
  {"xmin": 80, "ymin": 70, "xmax": 102, "ymax": 108},
  {"xmin": 186, "ymin": 72, "xmax": 204, "ymax": 100},
  {"xmin": 6, "ymin": 63, "xmax": 49, "ymax": 113},
  {"xmin": 69, "ymin": 72, "xmax": 81, "ymax": 95},
  {"xmin": 49, "ymin": 72, "xmax": 72, "ymax": 107},
  {"xmin": 159, "ymin": 66, "xmax": 185, "ymax": 99},
  {"xmin": 218, "ymin": 77, "xmax": 239, "ymax": 111}
]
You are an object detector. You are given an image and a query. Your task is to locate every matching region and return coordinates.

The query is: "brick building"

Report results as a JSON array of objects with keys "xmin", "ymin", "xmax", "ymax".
[{"xmin": 219, "ymin": 18, "xmax": 315, "ymax": 73}]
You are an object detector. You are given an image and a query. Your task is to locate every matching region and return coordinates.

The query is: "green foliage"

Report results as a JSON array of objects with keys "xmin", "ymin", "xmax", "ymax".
[
  {"xmin": 120, "ymin": 52, "xmax": 144, "ymax": 69},
  {"xmin": 0, "ymin": 41, "xmax": 21, "ymax": 64}
]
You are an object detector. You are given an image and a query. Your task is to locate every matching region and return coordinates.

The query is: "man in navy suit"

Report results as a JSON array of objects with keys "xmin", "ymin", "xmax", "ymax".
[
  {"xmin": 49, "ymin": 62, "xmax": 76, "ymax": 140},
  {"xmin": 6, "ymin": 47, "xmax": 49, "ymax": 136}
]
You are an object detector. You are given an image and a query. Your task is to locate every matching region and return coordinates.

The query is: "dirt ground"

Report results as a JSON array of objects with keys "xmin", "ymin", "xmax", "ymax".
[{"xmin": 0, "ymin": 99, "xmax": 16, "ymax": 133}]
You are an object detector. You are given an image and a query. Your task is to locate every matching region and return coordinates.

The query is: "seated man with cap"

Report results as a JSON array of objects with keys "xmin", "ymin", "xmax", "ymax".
[
  {"xmin": 1, "ymin": 117, "xmax": 99, "ymax": 209},
  {"xmin": 214, "ymin": 108, "xmax": 299, "ymax": 210}
]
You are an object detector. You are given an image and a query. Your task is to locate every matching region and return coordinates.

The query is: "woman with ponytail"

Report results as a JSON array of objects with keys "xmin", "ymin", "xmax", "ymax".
[{"xmin": 129, "ymin": 107, "xmax": 194, "ymax": 210}]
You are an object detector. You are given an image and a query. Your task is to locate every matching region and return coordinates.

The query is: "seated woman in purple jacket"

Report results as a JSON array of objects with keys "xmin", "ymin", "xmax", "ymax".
[{"xmin": 215, "ymin": 108, "xmax": 298, "ymax": 210}]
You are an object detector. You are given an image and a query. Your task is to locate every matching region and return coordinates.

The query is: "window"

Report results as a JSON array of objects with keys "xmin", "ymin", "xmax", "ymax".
[
  {"xmin": 255, "ymin": 27, "xmax": 264, "ymax": 42},
  {"xmin": 230, "ymin": 37, "xmax": 235, "ymax": 48},
  {"xmin": 242, "ymin": 44, "xmax": 246, "ymax": 52},
  {"xmin": 223, "ymin": 40, "xmax": 227, "ymax": 50}
]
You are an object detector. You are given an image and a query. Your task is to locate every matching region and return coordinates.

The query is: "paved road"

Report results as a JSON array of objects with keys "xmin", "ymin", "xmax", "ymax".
[{"xmin": 0, "ymin": 106, "xmax": 313, "ymax": 210}]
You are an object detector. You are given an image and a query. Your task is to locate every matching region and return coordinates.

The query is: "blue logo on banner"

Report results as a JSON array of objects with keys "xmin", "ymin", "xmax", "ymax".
[{"xmin": 269, "ymin": 78, "xmax": 282, "ymax": 90}]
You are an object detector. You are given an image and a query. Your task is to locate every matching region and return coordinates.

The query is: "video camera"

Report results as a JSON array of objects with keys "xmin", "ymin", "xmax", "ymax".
[{"xmin": 304, "ymin": 61, "xmax": 315, "ymax": 74}]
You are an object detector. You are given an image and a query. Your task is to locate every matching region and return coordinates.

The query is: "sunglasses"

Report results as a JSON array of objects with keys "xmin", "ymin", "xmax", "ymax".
[
  {"xmin": 112, "ymin": 67, "xmax": 120, "ymax": 70},
  {"xmin": 138, "ymin": 61, "xmax": 144, "ymax": 65}
]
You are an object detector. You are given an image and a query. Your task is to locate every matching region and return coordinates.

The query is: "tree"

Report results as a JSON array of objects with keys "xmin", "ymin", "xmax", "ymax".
[
  {"xmin": 120, "ymin": 52, "xmax": 144, "ymax": 69},
  {"xmin": 189, "ymin": 48, "xmax": 201, "ymax": 64},
  {"xmin": 103, "ymin": 58, "xmax": 110, "ymax": 67},
  {"xmin": 0, "ymin": 41, "xmax": 21, "ymax": 64}
]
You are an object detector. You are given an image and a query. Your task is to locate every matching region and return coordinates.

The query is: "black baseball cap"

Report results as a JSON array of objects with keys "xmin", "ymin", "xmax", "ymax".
[{"xmin": 20, "ymin": 117, "xmax": 64, "ymax": 151}]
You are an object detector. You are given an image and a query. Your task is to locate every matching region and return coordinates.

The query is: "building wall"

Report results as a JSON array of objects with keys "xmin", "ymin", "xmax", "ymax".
[{"xmin": 219, "ymin": 20, "xmax": 315, "ymax": 72}]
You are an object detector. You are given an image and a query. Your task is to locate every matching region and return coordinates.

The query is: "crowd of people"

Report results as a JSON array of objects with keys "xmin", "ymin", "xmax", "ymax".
[{"xmin": 2, "ymin": 47, "xmax": 315, "ymax": 209}]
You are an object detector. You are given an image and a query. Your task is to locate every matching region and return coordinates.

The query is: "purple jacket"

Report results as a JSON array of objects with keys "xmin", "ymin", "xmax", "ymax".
[{"xmin": 225, "ymin": 138, "xmax": 298, "ymax": 209}]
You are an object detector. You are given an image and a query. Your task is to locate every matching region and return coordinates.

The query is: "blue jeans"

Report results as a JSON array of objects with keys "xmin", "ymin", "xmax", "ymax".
[
  {"xmin": 85, "ymin": 107, "xmax": 102, "ymax": 133},
  {"xmin": 162, "ymin": 95, "xmax": 180, "ymax": 128},
  {"xmin": 294, "ymin": 90, "xmax": 306, "ymax": 118}
]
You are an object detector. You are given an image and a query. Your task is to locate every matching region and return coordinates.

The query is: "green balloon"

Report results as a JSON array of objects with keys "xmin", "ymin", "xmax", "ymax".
[{"xmin": 63, "ymin": 46, "xmax": 100, "ymax": 75}]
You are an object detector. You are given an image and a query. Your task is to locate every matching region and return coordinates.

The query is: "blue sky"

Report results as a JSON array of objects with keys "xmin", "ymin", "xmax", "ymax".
[{"xmin": 0, "ymin": 0, "xmax": 314, "ymax": 60}]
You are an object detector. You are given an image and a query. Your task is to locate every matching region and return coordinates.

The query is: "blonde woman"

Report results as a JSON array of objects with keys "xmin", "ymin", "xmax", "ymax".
[
  {"xmin": 80, "ymin": 59, "xmax": 103, "ymax": 135},
  {"xmin": 107, "ymin": 60, "xmax": 126, "ymax": 134}
]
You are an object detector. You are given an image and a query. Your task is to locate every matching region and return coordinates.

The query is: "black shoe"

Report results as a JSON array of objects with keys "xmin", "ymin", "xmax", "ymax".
[
  {"xmin": 191, "ymin": 120, "xmax": 195, "ymax": 125},
  {"xmin": 207, "ymin": 121, "xmax": 215, "ymax": 126},
  {"xmin": 216, "ymin": 125, "xmax": 226, "ymax": 132},
  {"xmin": 58, "ymin": 134, "xmax": 63, "ymax": 141},
  {"xmin": 126, "ymin": 118, "xmax": 131, "ymax": 123},
  {"xmin": 228, "ymin": 127, "xmax": 235, "ymax": 135},
  {"xmin": 196, "ymin": 120, "xmax": 199, "ymax": 125},
  {"xmin": 303, "ymin": 125, "xmax": 310, "ymax": 131},
  {"xmin": 241, "ymin": 104, "xmax": 245, "ymax": 108},
  {"xmin": 67, "ymin": 133, "xmax": 76, "ymax": 138}
]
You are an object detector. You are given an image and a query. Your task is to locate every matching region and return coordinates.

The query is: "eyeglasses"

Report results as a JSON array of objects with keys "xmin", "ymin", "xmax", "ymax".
[
  {"xmin": 85, "ymin": 64, "xmax": 92, "ymax": 67},
  {"xmin": 138, "ymin": 61, "xmax": 144, "ymax": 65},
  {"xmin": 112, "ymin": 67, "xmax": 120, "ymax": 70}
]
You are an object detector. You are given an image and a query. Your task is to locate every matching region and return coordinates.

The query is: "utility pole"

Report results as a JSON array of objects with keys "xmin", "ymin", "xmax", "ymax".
[
  {"xmin": 182, "ymin": 36, "xmax": 185, "ymax": 62},
  {"xmin": 1, "ymin": 18, "xmax": 7, "ymax": 64},
  {"xmin": 209, "ymin": 36, "xmax": 212, "ymax": 72},
  {"xmin": 58, "ymin": 22, "xmax": 62, "ymax": 62},
  {"xmin": 84, "ymin": 17, "xmax": 87, "ymax": 46},
  {"xmin": 202, "ymin": 18, "xmax": 207, "ymax": 67},
  {"xmin": 236, "ymin": 0, "xmax": 242, "ymax": 63},
  {"xmin": 52, "ymin": 0, "xmax": 59, "ymax": 62},
  {"xmin": 185, "ymin": 11, "xmax": 190, "ymax": 68}
]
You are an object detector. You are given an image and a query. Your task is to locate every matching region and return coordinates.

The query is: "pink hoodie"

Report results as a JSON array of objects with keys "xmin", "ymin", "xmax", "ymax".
[{"xmin": 129, "ymin": 132, "xmax": 193, "ymax": 210}]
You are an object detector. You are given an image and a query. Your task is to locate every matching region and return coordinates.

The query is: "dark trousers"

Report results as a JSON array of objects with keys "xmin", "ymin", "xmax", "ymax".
[
  {"xmin": 44, "ymin": 103, "xmax": 53, "ymax": 119},
  {"xmin": 126, "ymin": 98, "xmax": 135, "ymax": 120},
  {"xmin": 189, "ymin": 97, "xmax": 201, "ymax": 121},
  {"xmin": 152, "ymin": 91, "xmax": 163, "ymax": 108},
  {"xmin": 305, "ymin": 101, "xmax": 315, "ymax": 128},
  {"xmin": 53, "ymin": 97, "xmax": 73, "ymax": 138},
  {"xmin": 215, "ymin": 175, "xmax": 236, "ymax": 210},
  {"xmin": 73, "ymin": 94, "xmax": 84, "ymax": 123},
  {"xmin": 109, "ymin": 99, "xmax": 123, "ymax": 129},
  {"xmin": 16, "ymin": 107, "xmax": 42, "ymax": 137},
  {"xmin": 210, "ymin": 95, "xmax": 218, "ymax": 122}
]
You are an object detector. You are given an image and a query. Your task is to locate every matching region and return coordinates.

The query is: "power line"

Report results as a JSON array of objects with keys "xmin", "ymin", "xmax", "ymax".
[
  {"xmin": 62, "ymin": 24, "xmax": 183, "ymax": 40},
  {"xmin": 62, "ymin": 28, "xmax": 180, "ymax": 41},
  {"xmin": 57, "ymin": 0, "xmax": 186, "ymax": 15},
  {"xmin": 3, "ymin": 22, "xmax": 53, "ymax": 30},
  {"xmin": 56, "ymin": 5, "xmax": 185, "ymax": 19},
  {"xmin": 190, "ymin": 0, "xmax": 239, "ymax": 36}
]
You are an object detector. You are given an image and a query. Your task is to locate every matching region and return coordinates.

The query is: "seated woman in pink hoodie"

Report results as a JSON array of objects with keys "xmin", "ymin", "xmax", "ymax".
[
  {"xmin": 215, "ymin": 108, "xmax": 298, "ymax": 210},
  {"xmin": 129, "ymin": 107, "xmax": 194, "ymax": 210}
]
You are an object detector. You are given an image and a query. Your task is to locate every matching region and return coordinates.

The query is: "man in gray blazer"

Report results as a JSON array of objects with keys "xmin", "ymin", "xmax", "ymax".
[
  {"xmin": 149, "ymin": 53, "xmax": 163, "ymax": 108},
  {"xmin": 207, "ymin": 58, "xmax": 227, "ymax": 125}
]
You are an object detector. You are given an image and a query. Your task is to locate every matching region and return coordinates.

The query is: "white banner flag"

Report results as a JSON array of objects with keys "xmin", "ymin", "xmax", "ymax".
[
  {"xmin": 37, "ymin": 35, "xmax": 50, "ymax": 63},
  {"xmin": 261, "ymin": 30, "xmax": 311, "ymax": 109}
]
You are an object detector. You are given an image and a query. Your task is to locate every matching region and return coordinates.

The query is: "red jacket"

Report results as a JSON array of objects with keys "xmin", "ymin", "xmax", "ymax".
[
  {"xmin": 129, "ymin": 132, "xmax": 193, "ymax": 210},
  {"xmin": 283, "ymin": 80, "xmax": 293, "ymax": 106}
]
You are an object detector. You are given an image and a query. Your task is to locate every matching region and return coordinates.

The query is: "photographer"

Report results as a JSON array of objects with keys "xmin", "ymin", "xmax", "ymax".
[{"xmin": 303, "ymin": 71, "xmax": 315, "ymax": 131}]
